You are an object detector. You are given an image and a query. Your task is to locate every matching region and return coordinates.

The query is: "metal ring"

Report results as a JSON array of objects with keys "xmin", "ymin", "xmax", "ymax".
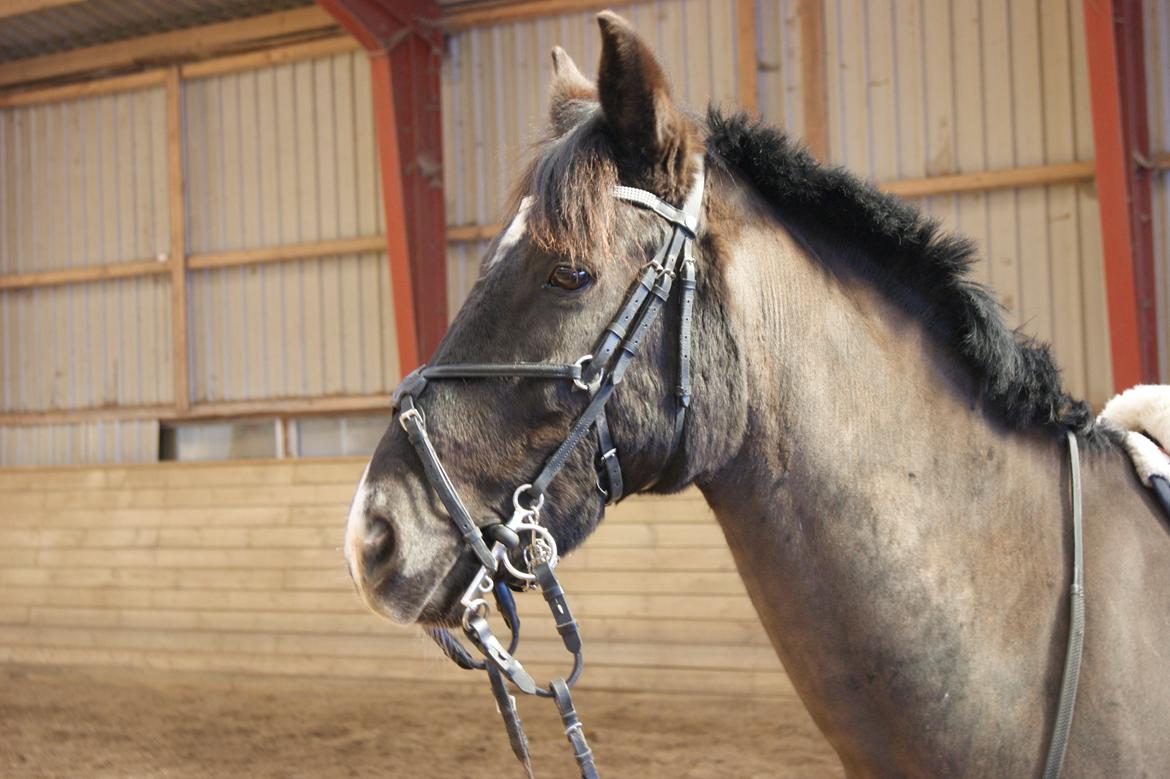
[
  {"xmin": 461, "ymin": 598, "xmax": 489, "ymax": 632},
  {"xmin": 572, "ymin": 354, "xmax": 594, "ymax": 392},
  {"xmin": 501, "ymin": 522, "xmax": 558, "ymax": 581},
  {"xmin": 512, "ymin": 483, "xmax": 545, "ymax": 514}
]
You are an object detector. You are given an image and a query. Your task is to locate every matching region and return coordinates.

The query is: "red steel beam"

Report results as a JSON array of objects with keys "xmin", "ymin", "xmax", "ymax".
[
  {"xmin": 1082, "ymin": 0, "xmax": 1159, "ymax": 391},
  {"xmin": 315, "ymin": 0, "xmax": 447, "ymax": 372}
]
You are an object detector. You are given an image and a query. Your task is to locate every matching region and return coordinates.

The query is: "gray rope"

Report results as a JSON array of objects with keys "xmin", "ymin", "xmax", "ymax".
[{"xmin": 1042, "ymin": 430, "xmax": 1084, "ymax": 779}]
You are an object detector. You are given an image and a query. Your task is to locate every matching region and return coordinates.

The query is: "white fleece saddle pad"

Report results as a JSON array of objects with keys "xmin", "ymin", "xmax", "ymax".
[{"xmin": 1097, "ymin": 384, "xmax": 1170, "ymax": 488}]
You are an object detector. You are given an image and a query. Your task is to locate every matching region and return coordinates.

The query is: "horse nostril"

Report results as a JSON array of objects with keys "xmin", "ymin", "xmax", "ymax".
[{"xmin": 362, "ymin": 514, "xmax": 397, "ymax": 572}]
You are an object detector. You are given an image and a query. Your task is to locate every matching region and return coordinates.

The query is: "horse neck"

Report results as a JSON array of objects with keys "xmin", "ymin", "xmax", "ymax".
[{"xmin": 696, "ymin": 208, "xmax": 1070, "ymax": 775}]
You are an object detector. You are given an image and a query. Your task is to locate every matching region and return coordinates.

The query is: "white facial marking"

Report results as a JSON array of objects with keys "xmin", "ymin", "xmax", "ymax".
[
  {"xmin": 343, "ymin": 461, "xmax": 373, "ymax": 576},
  {"xmin": 486, "ymin": 196, "xmax": 533, "ymax": 269}
]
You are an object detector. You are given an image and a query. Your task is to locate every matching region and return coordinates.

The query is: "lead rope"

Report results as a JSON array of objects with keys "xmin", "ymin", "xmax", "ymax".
[{"xmin": 1042, "ymin": 430, "xmax": 1084, "ymax": 779}]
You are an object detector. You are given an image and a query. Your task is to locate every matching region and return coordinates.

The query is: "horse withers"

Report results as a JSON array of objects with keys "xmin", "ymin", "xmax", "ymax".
[{"xmin": 343, "ymin": 11, "xmax": 1170, "ymax": 777}]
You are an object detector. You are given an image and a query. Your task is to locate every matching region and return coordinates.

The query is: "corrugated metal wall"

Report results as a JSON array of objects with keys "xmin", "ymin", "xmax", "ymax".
[
  {"xmin": 0, "ymin": 421, "xmax": 158, "ymax": 466},
  {"xmin": 0, "ymin": 1, "xmax": 1157, "ymax": 464},
  {"xmin": 182, "ymin": 52, "xmax": 397, "ymax": 402},
  {"xmin": 444, "ymin": 0, "xmax": 1115, "ymax": 405},
  {"xmin": 0, "ymin": 89, "xmax": 174, "ymax": 420},
  {"xmin": 814, "ymin": 0, "xmax": 1111, "ymax": 403},
  {"xmin": 1146, "ymin": 0, "xmax": 1170, "ymax": 385},
  {"xmin": 0, "ymin": 49, "xmax": 401, "ymax": 464}
]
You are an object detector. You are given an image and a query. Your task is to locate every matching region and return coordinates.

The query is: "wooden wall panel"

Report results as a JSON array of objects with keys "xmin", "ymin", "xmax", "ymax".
[
  {"xmin": 0, "ymin": 459, "xmax": 789, "ymax": 699},
  {"xmin": 756, "ymin": 0, "xmax": 802, "ymax": 133}
]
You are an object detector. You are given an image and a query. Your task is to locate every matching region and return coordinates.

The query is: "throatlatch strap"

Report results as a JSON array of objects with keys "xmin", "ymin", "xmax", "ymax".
[
  {"xmin": 1042, "ymin": 430, "xmax": 1085, "ymax": 779},
  {"xmin": 531, "ymin": 383, "xmax": 617, "ymax": 498},
  {"xmin": 670, "ymin": 252, "xmax": 696, "ymax": 457},
  {"xmin": 594, "ymin": 408, "xmax": 623, "ymax": 503}
]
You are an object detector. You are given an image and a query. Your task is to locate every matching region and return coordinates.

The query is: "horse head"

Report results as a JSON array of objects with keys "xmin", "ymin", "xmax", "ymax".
[{"xmin": 342, "ymin": 12, "xmax": 742, "ymax": 626}]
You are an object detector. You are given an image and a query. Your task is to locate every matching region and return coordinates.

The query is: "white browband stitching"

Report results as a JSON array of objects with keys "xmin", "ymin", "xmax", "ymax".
[{"xmin": 610, "ymin": 158, "xmax": 706, "ymax": 235}]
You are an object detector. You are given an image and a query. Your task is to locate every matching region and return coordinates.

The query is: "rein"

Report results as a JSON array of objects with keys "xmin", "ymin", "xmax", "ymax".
[
  {"xmin": 1043, "ymin": 430, "xmax": 1085, "ymax": 778},
  {"xmin": 388, "ymin": 162, "xmax": 706, "ymax": 778}
]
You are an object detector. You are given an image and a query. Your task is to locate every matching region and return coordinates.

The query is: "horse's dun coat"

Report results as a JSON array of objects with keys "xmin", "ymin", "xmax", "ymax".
[{"xmin": 344, "ymin": 11, "xmax": 1170, "ymax": 778}]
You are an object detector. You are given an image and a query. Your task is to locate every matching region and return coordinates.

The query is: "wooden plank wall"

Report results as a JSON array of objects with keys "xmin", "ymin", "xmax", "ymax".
[
  {"xmin": 1146, "ymin": 0, "xmax": 1170, "ymax": 384},
  {"xmin": 0, "ymin": 459, "xmax": 789, "ymax": 698}
]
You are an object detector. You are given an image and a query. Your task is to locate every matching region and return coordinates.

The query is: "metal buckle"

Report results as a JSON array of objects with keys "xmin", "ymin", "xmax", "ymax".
[
  {"xmin": 594, "ymin": 472, "xmax": 609, "ymax": 498},
  {"xmin": 397, "ymin": 406, "xmax": 424, "ymax": 431}
]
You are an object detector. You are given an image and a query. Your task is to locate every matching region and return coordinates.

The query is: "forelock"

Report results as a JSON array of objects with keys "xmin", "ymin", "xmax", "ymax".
[{"xmin": 513, "ymin": 110, "xmax": 619, "ymax": 265}]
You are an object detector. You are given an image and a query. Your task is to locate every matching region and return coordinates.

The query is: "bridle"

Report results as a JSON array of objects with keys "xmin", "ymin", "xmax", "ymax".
[
  {"xmin": 385, "ymin": 153, "xmax": 1089, "ymax": 779},
  {"xmin": 389, "ymin": 160, "xmax": 706, "ymax": 778}
]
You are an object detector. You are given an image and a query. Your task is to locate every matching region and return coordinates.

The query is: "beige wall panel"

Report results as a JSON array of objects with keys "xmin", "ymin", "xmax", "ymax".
[
  {"xmin": 757, "ymin": 0, "xmax": 802, "ymax": 133},
  {"xmin": 1146, "ymin": 0, "xmax": 1170, "ymax": 383},
  {"xmin": 188, "ymin": 253, "xmax": 396, "ymax": 402},
  {"xmin": 0, "ymin": 84, "xmax": 173, "ymax": 467},
  {"xmin": 0, "ymin": 460, "xmax": 784, "ymax": 698},
  {"xmin": 0, "ymin": 276, "xmax": 171, "ymax": 412},
  {"xmin": 182, "ymin": 52, "xmax": 396, "ymax": 402},
  {"xmin": 0, "ymin": 88, "xmax": 169, "ymax": 274},
  {"xmin": 1068, "ymin": 1, "xmax": 1113, "ymax": 405},
  {"xmin": 183, "ymin": 52, "xmax": 382, "ymax": 254},
  {"xmin": 0, "ymin": 420, "xmax": 158, "ymax": 466},
  {"xmin": 806, "ymin": 0, "xmax": 1109, "ymax": 405},
  {"xmin": 440, "ymin": 0, "xmax": 741, "ymax": 243},
  {"xmin": 446, "ymin": 240, "xmax": 491, "ymax": 313}
]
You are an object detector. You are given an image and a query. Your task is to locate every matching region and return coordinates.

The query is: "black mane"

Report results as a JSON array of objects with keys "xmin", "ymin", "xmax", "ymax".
[{"xmin": 705, "ymin": 108, "xmax": 1112, "ymax": 445}]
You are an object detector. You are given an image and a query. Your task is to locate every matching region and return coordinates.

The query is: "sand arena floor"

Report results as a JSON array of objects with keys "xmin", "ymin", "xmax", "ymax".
[{"xmin": 1, "ymin": 664, "xmax": 843, "ymax": 778}]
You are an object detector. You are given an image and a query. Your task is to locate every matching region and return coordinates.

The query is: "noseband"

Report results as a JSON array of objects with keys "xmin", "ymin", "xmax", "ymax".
[{"xmin": 389, "ymin": 161, "xmax": 706, "ymax": 778}]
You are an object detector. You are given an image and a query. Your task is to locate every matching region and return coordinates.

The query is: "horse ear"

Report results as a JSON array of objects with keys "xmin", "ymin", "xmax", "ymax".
[
  {"xmin": 596, "ymin": 11, "xmax": 687, "ymax": 166},
  {"xmin": 549, "ymin": 46, "xmax": 597, "ymax": 134}
]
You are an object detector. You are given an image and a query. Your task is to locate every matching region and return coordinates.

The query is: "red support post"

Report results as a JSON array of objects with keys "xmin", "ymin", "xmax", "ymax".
[
  {"xmin": 1082, "ymin": 0, "xmax": 1159, "ymax": 391},
  {"xmin": 315, "ymin": 0, "xmax": 447, "ymax": 372}
]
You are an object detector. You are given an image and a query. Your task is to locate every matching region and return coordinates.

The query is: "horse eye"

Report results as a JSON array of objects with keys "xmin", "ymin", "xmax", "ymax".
[{"xmin": 546, "ymin": 265, "xmax": 593, "ymax": 291}]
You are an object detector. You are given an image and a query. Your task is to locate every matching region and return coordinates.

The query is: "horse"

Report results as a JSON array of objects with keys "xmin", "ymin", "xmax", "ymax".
[{"xmin": 343, "ymin": 11, "xmax": 1170, "ymax": 777}]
